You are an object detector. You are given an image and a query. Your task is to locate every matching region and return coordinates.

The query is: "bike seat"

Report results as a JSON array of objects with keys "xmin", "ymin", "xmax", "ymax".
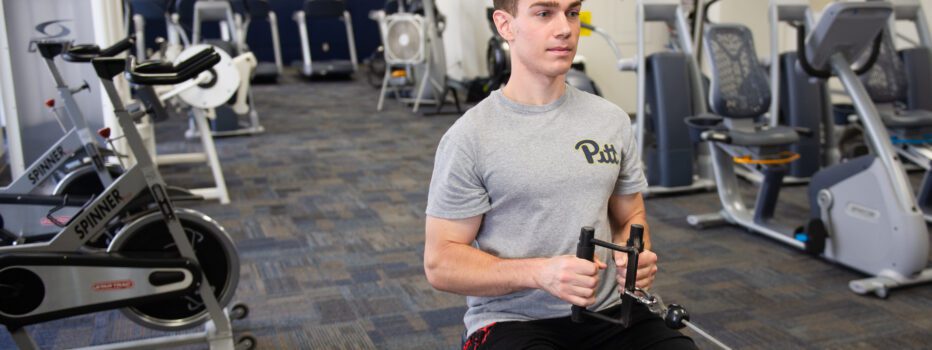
[
  {"xmin": 725, "ymin": 126, "xmax": 800, "ymax": 147},
  {"xmin": 68, "ymin": 44, "xmax": 101, "ymax": 56},
  {"xmin": 63, "ymin": 44, "xmax": 101, "ymax": 62},
  {"xmin": 135, "ymin": 61, "xmax": 175, "ymax": 74},
  {"xmin": 64, "ymin": 36, "xmax": 134, "ymax": 63},
  {"xmin": 881, "ymin": 109, "xmax": 932, "ymax": 129}
]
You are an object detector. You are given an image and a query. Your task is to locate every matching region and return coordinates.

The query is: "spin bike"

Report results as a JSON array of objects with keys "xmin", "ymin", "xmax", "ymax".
[
  {"xmin": 686, "ymin": 2, "xmax": 932, "ymax": 298},
  {"xmin": 22, "ymin": 39, "xmax": 130, "ymax": 197},
  {"xmin": 0, "ymin": 39, "xmax": 134, "ymax": 243},
  {"xmin": 0, "ymin": 47, "xmax": 252, "ymax": 350},
  {"xmin": 0, "ymin": 38, "xmax": 202, "ymax": 247},
  {"xmin": 571, "ymin": 225, "xmax": 732, "ymax": 350}
]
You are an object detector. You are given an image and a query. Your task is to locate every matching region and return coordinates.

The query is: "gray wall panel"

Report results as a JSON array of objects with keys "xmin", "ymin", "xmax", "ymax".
[{"xmin": 3, "ymin": 0, "xmax": 104, "ymax": 165}]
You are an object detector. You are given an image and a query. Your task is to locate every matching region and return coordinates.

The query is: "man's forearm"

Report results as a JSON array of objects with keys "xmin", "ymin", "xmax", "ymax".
[
  {"xmin": 612, "ymin": 219, "xmax": 651, "ymax": 250},
  {"xmin": 425, "ymin": 241, "xmax": 544, "ymax": 297},
  {"xmin": 609, "ymin": 193, "xmax": 651, "ymax": 250}
]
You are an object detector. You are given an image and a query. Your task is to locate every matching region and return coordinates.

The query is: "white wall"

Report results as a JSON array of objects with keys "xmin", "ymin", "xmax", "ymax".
[
  {"xmin": 0, "ymin": 0, "xmax": 104, "ymax": 176},
  {"xmin": 926, "ymin": 0, "xmax": 932, "ymax": 33},
  {"xmin": 436, "ymin": 0, "xmax": 495, "ymax": 80},
  {"xmin": 893, "ymin": 0, "xmax": 932, "ymax": 48},
  {"xmin": 706, "ymin": 0, "xmax": 774, "ymax": 59},
  {"xmin": 576, "ymin": 0, "xmax": 670, "ymax": 112}
]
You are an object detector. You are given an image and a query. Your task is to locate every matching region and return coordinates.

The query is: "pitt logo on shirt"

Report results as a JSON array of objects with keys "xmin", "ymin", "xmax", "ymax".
[{"xmin": 575, "ymin": 140, "xmax": 619, "ymax": 165}]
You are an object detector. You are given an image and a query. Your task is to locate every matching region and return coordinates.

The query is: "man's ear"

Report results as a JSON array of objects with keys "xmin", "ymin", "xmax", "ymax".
[{"xmin": 492, "ymin": 9, "xmax": 515, "ymax": 42}]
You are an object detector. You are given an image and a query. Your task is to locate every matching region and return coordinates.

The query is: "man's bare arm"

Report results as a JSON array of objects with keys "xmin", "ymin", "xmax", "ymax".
[
  {"xmin": 608, "ymin": 193, "xmax": 650, "ymax": 249},
  {"xmin": 424, "ymin": 215, "xmax": 603, "ymax": 306},
  {"xmin": 608, "ymin": 193, "xmax": 658, "ymax": 290}
]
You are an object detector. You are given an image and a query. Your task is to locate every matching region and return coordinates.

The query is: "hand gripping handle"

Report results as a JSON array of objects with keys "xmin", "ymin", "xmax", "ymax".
[
  {"xmin": 570, "ymin": 225, "xmax": 644, "ymax": 327},
  {"xmin": 570, "ymin": 227, "xmax": 596, "ymax": 322}
]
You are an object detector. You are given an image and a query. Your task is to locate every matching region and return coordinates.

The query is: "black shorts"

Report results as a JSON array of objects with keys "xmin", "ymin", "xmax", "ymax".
[{"xmin": 463, "ymin": 303, "xmax": 697, "ymax": 350}]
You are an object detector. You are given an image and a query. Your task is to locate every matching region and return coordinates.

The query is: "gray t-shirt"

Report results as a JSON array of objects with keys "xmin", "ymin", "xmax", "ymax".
[{"xmin": 426, "ymin": 85, "xmax": 648, "ymax": 336}]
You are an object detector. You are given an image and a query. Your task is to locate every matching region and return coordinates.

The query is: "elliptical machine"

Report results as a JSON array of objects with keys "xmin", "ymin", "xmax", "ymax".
[
  {"xmin": 583, "ymin": 0, "xmax": 716, "ymax": 196},
  {"xmin": 856, "ymin": 0, "xmax": 932, "ymax": 222},
  {"xmin": 768, "ymin": 0, "xmax": 837, "ymax": 180},
  {"xmin": 686, "ymin": 2, "xmax": 932, "ymax": 298}
]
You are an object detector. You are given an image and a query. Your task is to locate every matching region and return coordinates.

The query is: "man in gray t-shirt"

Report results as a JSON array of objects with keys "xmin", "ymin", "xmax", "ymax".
[{"xmin": 424, "ymin": 0, "xmax": 696, "ymax": 349}]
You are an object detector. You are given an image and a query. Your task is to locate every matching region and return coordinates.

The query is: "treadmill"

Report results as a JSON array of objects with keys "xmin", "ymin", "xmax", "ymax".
[
  {"xmin": 239, "ymin": 0, "xmax": 282, "ymax": 83},
  {"xmin": 293, "ymin": 0, "xmax": 359, "ymax": 77}
]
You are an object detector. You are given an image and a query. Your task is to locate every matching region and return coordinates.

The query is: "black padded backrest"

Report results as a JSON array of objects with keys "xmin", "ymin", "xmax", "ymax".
[
  {"xmin": 704, "ymin": 24, "xmax": 771, "ymax": 119},
  {"xmin": 859, "ymin": 33, "xmax": 906, "ymax": 104},
  {"xmin": 901, "ymin": 47, "xmax": 932, "ymax": 111},
  {"xmin": 780, "ymin": 52, "xmax": 825, "ymax": 178},
  {"xmin": 304, "ymin": 0, "xmax": 346, "ymax": 19}
]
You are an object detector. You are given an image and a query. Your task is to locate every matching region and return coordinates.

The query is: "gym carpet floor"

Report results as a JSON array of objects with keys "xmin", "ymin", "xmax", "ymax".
[{"xmin": 1, "ymin": 69, "xmax": 931, "ymax": 349}]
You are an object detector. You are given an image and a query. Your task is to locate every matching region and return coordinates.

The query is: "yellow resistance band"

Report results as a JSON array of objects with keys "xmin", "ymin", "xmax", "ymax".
[{"xmin": 733, "ymin": 152, "xmax": 800, "ymax": 165}]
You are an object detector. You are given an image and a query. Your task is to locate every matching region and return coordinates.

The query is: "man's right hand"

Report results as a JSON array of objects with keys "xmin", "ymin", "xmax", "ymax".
[{"xmin": 534, "ymin": 255, "xmax": 606, "ymax": 307}]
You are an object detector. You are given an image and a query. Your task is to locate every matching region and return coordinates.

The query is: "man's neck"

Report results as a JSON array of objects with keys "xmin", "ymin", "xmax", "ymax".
[{"xmin": 502, "ymin": 64, "xmax": 567, "ymax": 106}]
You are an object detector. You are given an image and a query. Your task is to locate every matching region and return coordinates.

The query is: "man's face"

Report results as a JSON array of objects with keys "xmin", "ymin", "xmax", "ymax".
[{"xmin": 502, "ymin": 0, "xmax": 582, "ymax": 78}]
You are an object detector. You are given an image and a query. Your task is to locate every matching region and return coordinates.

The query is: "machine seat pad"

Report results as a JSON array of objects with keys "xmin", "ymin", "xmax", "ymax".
[
  {"xmin": 726, "ymin": 126, "xmax": 799, "ymax": 147},
  {"xmin": 135, "ymin": 61, "xmax": 175, "ymax": 74},
  {"xmin": 67, "ymin": 44, "xmax": 101, "ymax": 56},
  {"xmin": 881, "ymin": 109, "xmax": 932, "ymax": 129}
]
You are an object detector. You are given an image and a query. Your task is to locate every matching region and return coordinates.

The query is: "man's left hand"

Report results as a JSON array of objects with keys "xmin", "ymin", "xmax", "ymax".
[{"xmin": 614, "ymin": 250, "xmax": 658, "ymax": 291}]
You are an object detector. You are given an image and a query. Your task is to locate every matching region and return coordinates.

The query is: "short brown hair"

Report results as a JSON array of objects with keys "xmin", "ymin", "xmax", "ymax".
[
  {"xmin": 494, "ymin": 0, "xmax": 584, "ymax": 15},
  {"xmin": 493, "ymin": 0, "xmax": 518, "ymax": 15}
]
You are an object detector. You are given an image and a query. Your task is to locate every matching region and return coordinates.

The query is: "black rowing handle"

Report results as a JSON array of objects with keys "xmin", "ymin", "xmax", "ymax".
[
  {"xmin": 570, "ymin": 225, "xmax": 644, "ymax": 326},
  {"xmin": 618, "ymin": 224, "xmax": 644, "ymax": 327},
  {"xmin": 570, "ymin": 227, "xmax": 596, "ymax": 323}
]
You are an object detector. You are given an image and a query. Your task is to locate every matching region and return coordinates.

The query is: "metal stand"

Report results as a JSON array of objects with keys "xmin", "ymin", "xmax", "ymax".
[
  {"xmin": 8, "ymin": 311, "xmax": 252, "ymax": 350},
  {"xmin": 159, "ymin": 108, "xmax": 230, "ymax": 204}
]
